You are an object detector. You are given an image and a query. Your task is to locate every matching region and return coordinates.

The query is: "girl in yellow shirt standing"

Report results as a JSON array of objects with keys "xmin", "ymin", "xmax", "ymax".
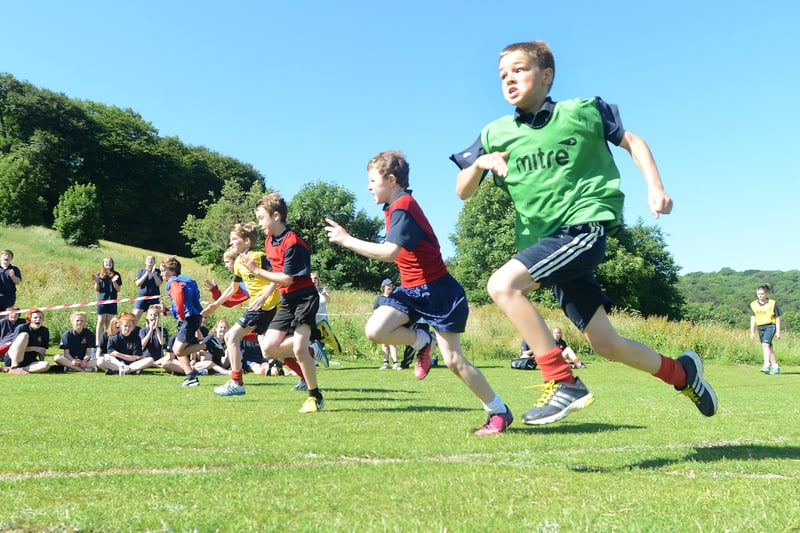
[{"xmin": 750, "ymin": 284, "xmax": 782, "ymax": 374}]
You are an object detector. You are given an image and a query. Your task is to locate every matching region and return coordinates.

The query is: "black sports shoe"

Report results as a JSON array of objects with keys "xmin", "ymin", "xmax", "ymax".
[
  {"xmin": 180, "ymin": 371, "xmax": 200, "ymax": 387},
  {"xmin": 522, "ymin": 377, "xmax": 594, "ymax": 425},
  {"xmin": 675, "ymin": 351, "xmax": 717, "ymax": 417}
]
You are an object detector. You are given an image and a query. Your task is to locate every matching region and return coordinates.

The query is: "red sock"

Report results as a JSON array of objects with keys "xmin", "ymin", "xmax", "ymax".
[
  {"xmin": 537, "ymin": 347, "xmax": 575, "ymax": 384},
  {"xmin": 653, "ymin": 355, "xmax": 687, "ymax": 388},
  {"xmin": 283, "ymin": 357, "xmax": 305, "ymax": 380},
  {"xmin": 231, "ymin": 370, "xmax": 243, "ymax": 385}
]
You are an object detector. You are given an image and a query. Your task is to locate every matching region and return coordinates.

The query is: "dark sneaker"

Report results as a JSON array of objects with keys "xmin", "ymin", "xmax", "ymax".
[
  {"xmin": 474, "ymin": 406, "xmax": 514, "ymax": 436},
  {"xmin": 414, "ymin": 333, "xmax": 435, "ymax": 380},
  {"xmin": 522, "ymin": 378, "xmax": 594, "ymax": 425},
  {"xmin": 675, "ymin": 351, "xmax": 717, "ymax": 417},
  {"xmin": 180, "ymin": 372, "xmax": 200, "ymax": 387}
]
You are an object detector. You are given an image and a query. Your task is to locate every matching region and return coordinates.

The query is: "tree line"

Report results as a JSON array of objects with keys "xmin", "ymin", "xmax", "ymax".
[{"xmin": 0, "ymin": 73, "xmax": 262, "ymax": 254}]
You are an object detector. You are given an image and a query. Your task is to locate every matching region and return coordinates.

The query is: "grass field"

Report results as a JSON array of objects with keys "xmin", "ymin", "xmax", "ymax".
[
  {"xmin": 2, "ymin": 225, "xmax": 799, "ymax": 531},
  {"xmin": 1, "ymin": 359, "xmax": 799, "ymax": 532}
]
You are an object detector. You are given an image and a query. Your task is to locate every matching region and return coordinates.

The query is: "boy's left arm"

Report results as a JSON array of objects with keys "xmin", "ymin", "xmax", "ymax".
[{"xmin": 619, "ymin": 130, "xmax": 672, "ymax": 219}]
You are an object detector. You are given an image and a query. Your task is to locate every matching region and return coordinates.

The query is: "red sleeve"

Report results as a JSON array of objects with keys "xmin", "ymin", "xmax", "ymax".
[
  {"xmin": 212, "ymin": 284, "xmax": 248, "ymax": 308},
  {"xmin": 225, "ymin": 287, "xmax": 249, "ymax": 307},
  {"xmin": 210, "ymin": 285, "xmax": 223, "ymax": 301},
  {"xmin": 169, "ymin": 281, "xmax": 186, "ymax": 320}
]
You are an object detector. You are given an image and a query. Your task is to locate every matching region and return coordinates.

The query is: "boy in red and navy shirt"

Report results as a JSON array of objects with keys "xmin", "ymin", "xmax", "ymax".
[
  {"xmin": 240, "ymin": 192, "xmax": 322, "ymax": 413},
  {"xmin": 325, "ymin": 150, "xmax": 512, "ymax": 436}
]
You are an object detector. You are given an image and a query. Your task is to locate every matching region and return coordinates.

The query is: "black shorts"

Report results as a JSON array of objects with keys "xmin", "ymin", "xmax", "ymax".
[
  {"xmin": 514, "ymin": 222, "xmax": 611, "ymax": 332},
  {"xmin": 175, "ymin": 315, "xmax": 203, "ymax": 344},
  {"xmin": 236, "ymin": 309, "xmax": 277, "ymax": 335},
  {"xmin": 269, "ymin": 288, "xmax": 318, "ymax": 335}
]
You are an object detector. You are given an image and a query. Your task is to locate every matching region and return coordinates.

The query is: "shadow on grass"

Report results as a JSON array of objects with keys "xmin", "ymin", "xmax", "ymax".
[
  {"xmin": 570, "ymin": 444, "xmax": 800, "ymax": 472},
  {"xmin": 509, "ymin": 422, "xmax": 644, "ymax": 435}
]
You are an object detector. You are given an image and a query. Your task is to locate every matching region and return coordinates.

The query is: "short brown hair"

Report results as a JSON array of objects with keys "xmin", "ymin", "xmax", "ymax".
[
  {"xmin": 255, "ymin": 192, "xmax": 288, "ymax": 223},
  {"xmin": 367, "ymin": 150, "xmax": 410, "ymax": 188},
  {"xmin": 230, "ymin": 222, "xmax": 260, "ymax": 246},
  {"xmin": 161, "ymin": 255, "xmax": 181, "ymax": 275},
  {"xmin": 500, "ymin": 40, "xmax": 555, "ymax": 92}
]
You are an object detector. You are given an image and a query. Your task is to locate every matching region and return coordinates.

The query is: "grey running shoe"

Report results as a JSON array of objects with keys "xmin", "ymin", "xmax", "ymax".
[
  {"xmin": 522, "ymin": 378, "xmax": 594, "ymax": 425},
  {"xmin": 291, "ymin": 379, "xmax": 308, "ymax": 391},
  {"xmin": 675, "ymin": 351, "xmax": 718, "ymax": 416}
]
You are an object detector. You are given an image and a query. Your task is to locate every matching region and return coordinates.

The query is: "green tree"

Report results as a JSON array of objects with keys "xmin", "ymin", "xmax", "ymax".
[
  {"xmin": 0, "ymin": 151, "xmax": 47, "ymax": 225},
  {"xmin": 182, "ymin": 179, "xmax": 268, "ymax": 267},
  {"xmin": 449, "ymin": 183, "xmax": 516, "ymax": 305},
  {"xmin": 287, "ymin": 181, "xmax": 388, "ymax": 290},
  {"xmin": 52, "ymin": 183, "xmax": 102, "ymax": 246}
]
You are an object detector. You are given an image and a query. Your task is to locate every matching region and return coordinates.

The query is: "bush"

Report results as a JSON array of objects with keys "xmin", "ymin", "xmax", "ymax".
[{"xmin": 52, "ymin": 183, "xmax": 102, "ymax": 247}]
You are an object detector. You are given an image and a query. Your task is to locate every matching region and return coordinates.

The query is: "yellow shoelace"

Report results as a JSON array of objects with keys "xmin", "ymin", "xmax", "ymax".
[{"xmin": 526, "ymin": 380, "xmax": 559, "ymax": 407}]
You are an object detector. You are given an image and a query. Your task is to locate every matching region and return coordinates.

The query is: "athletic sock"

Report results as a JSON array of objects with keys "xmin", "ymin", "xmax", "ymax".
[
  {"xmin": 411, "ymin": 329, "xmax": 431, "ymax": 351},
  {"xmin": 283, "ymin": 357, "xmax": 305, "ymax": 379},
  {"xmin": 537, "ymin": 346, "xmax": 575, "ymax": 384},
  {"xmin": 231, "ymin": 369, "xmax": 243, "ymax": 385},
  {"xmin": 482, "ymin": 394, "xmax": 506, "ymax": 414},
  {"xmin": 309, "ymin": 388, "xmax": 323, "ymax": 401},
  {"xmin": 653, "ymin": 355, "xmax": 687, "ymax": 388}
]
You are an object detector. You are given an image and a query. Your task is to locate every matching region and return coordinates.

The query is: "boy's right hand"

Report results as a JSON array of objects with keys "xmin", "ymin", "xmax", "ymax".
[{"xmin": 477, "ymin": 151, "xmax": 510, "ymax": 178}]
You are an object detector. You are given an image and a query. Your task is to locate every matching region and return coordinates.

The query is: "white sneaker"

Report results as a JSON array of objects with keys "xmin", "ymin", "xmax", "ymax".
[
  {"xmin": 392, "ymin": 363, "xmax": 401, "ymax": 370},
  {"xmin": 379, "ymin": 362, "xmax": 390, "ymax": 370},
  {"xmin": 214, "ymin": 380, "xmax": 245, "ymax": 396}
]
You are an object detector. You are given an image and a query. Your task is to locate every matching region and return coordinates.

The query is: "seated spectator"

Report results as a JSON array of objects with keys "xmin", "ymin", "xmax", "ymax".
[
  {"xmin": 0, "ymin": 306, "xmax": 25, "ymax": 359},
  {"xmin": 98, "ymin": 312, "xmax": 154, "ymax": 375},
  {"xmin": 96, "ymin": 315, "xmax": 121, "ymax": 359},
  {"xmin": 552, "ymin": 327, "xmax": 585, "ymax": 369},
  {"xmin": 54, "ymin": 311, "xmax": 98, "ymax": 372},
  {"xmin": 194, "ymin": 319, "xmax": 232, "ymax": 375},
  {"xmin": 3, "ymin": 308, "xmax": 51, "ymax": 374},
  {"xmin": 140, "ymin": 304, "xmax": 169, "ymax": 362}
]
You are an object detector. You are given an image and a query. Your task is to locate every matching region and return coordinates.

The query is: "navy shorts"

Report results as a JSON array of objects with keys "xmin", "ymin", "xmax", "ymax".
[
  {"xmin": 269, "ymin": 288, "xmax": 318, "ymax": 335},
  {"xmin": 5, "ymin": 351, "xmax": 40, "ymax": 368},
  {"xmin": 758, "ymin": 324, "xmax": 777, "ymax": 345},
  {"xmin": 378, "ymin": 273, "xmax": 469, "ymax": 333},
  {"xmin": 97, "ymin": 303, "xmax": 118, "ymax": 315},
  {"xmin": 175, "ymin": 315, "xmax": 203, "ymax": 344},
  {"xmin": 514, "ymin": 222, "xmax": 612, "ymax": 332},
  {"xmin": 134, "ymin": 297, "xmax": 161, "ymax": 311},
  {"xmin": 237, "ymin": 309, "xmax": 277, "ymax": 335}
]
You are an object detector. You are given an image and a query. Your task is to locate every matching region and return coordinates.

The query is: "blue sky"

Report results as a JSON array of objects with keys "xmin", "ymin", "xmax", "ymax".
[{"xmin": 4, "ymin": 0, "xmax": 798, "ymax": 273}]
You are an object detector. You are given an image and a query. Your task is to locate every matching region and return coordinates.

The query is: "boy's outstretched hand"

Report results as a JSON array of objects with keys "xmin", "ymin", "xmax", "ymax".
[{"xmin": 324, "ymin": 218, "xmax": 350, "ymax": 246}]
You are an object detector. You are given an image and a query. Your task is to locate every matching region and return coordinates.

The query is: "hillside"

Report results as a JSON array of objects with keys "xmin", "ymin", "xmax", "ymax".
[
  {"xmin": 678, "ymin": 268, "xmax": 799, "ymax": 331},
  {"xmin": 0, "ymin": 225, "xmax": 232, "ymax": 333}
]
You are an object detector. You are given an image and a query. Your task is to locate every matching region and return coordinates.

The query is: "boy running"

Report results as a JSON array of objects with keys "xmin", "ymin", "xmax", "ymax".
[
  {"xmin": 451, "ymin": 40, "xmax": 717, "ymax": 425},
  {"xmin": 202, "ymin": 223, "xmax": 280, "ymax": 397},
  {"xmin": 325, "ymin": 150, "xmax": 513, "ymax": 436},
  {"xmin": 240, "ymin": 193, "xmax": 322, "ymax": 413},
  {"xmin": 161, "ymin": 256, "xmax": 206, "ymax": 387}
]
